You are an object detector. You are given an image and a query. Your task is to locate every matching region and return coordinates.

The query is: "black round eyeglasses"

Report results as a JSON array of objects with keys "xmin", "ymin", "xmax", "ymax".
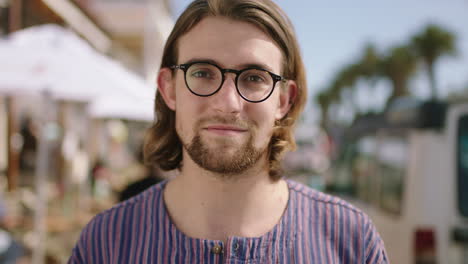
[{"xmin": 170, "ymin": 61, "xmax": 287, "ymax": 103}]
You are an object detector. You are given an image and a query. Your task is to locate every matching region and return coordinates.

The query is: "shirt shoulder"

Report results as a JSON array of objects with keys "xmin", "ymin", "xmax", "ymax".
[
  {"xmin": 286, "ymin": 180, "xmax": 389, "ymax": 263},
  {"xmin": 68, "ymin": 181, "xmax": 166, "ymax": 263},
  {"xmin": 94, "ymin": 179, "xmax": 164, "ymax": 222},
  {"xmin": 287, "ymin": 179, "xmax": 364, "ymax": 216}
]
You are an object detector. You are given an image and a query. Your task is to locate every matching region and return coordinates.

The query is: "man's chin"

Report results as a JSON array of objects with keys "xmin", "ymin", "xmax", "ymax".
[
  {"xmin": 203, "ymin": 139, "xmax": 242, "ymax": 151},
  {"xmin": 196, "ymin": 145, "xmax": 245, "ymax": 166},
  {"xmin": 197, "ymin": 134, "xmax": 246, "ymax": 151},
  {"xmin": 185, "ymin": 135, "xmax": 263, "ymax": 176}
]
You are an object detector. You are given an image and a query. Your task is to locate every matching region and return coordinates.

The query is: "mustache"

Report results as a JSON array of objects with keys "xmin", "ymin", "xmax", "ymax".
[{"xmin": 195, "ymin": 115, "xmax": 254, "ymax": 130}]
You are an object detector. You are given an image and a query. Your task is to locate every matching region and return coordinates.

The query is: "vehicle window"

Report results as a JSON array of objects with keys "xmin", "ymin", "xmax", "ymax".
[
  {"xmin": 457, "ymin": 115, "xmax": 468, "ymax": 217},
  {"xmin": 376, "ymin": 137, "xmax": 407, "ymax": 215},
  {"xmin": 327, "ymin": 136, "xmax": 378, "ymax": 199},
  {"xmin": 353, "ymin": 137, "xmax": 378, "ymax": 203},
  {"xmin": 329, "ymin": 142, "xmax": 357, "ymax": 196}
]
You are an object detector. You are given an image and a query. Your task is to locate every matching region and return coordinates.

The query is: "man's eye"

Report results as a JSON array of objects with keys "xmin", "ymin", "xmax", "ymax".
[
  {"xmin": 245, "ymin": 75, "xmax": 265, "ymax": 82},
  {"xmin": 191, "ymin": 71, "xmax": 212, "ymax": 78}
]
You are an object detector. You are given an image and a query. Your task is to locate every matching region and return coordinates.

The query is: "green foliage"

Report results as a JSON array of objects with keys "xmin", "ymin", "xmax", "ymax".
[
  {"xmin": 315, "ymin": 43, "xmax": 382, "ymax": 128},
  {"xmin": 356, "ymin": 44, "xmax": 380, "ymax": 80},
  {"xmin": 411, "ymin": 24, "xmax": 456, "ymax": 66},
  {"xmin": 379, "ymin": 44, "xmax": 418, "ymax": 104},
  {"xmin": 315, "ymin": 23, "xmax": 458, "ymax": 128},
  {"xmin": 411, "ymin": 24, "xmax": 457, "ymax": 99}
]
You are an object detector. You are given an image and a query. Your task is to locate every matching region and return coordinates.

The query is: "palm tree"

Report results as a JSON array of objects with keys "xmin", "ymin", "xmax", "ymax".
[
  {"xmin": 315, "ymin": 62, "xmax": 362, "ymax": 128},
  {"xmin": 315, "ymin": 77, "xmax": 344, "ymax": 129},
  {"xmin": 357, "ymin": 43, "xmax": 380, "ymax": 84},
  {"xmin": 411, "ymin": 24, "xmax": 456, "ymax": 99},
  {"xmin": 335, "ymin": 63, "xmax": 363, "ymax": 112},
  {"xmin": 316, "ymin": 90, "xmax": 332, "ymax": 129},
  {"xmin": 379, "ymin": 45, "xmax": 418, "ymax": 107}
]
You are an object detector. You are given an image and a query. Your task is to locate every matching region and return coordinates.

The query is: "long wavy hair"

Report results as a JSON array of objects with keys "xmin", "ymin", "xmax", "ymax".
[{"xmin": 144, "ymin": 0, "xmax": 307, "ymax": 180}]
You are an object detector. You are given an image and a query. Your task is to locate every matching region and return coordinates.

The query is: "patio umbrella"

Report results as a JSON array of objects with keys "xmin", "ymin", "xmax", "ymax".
[{"xmin": 0, "ymin": 24, "xmax": 155, "ymax": 119}]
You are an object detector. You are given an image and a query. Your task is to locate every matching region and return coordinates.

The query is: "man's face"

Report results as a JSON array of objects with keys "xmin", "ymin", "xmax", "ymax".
[{"xmin": 163, "ymin": 16, "xmax": 291, "ymax": 176}]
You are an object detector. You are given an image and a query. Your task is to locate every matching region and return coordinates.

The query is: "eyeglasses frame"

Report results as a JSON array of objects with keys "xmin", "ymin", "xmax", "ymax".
[{"xmin": 170, "ymin": 61, "xmax": 287, "ymax": 103}]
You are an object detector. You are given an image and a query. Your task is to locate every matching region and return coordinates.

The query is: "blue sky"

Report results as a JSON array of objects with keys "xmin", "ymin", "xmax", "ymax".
[{"xmin": 171, "ymin": 0, "xmax": 468, "ymax": 123}]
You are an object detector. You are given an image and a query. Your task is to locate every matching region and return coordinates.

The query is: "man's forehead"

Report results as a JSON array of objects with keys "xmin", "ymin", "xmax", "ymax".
[{"xmin": 176, "ymin": 16, "xmax": 283, "ymax": 71}]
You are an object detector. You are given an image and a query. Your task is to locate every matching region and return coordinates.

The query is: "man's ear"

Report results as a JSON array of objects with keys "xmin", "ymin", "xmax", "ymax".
[
  {"xmin": 157, "ymin": 67, "xmax": 176, "ymax": 111},
  {"xmin": 275, "ymin": 80, "xmax": 297, "ymax": 120}
]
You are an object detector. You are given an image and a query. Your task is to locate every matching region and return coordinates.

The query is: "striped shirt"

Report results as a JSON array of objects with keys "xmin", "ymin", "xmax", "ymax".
[{"xmin": 69, "ymin": 180, "xmax": 388, "ymax": 263}]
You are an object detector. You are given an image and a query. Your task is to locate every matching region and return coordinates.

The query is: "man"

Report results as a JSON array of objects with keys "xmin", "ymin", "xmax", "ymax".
[{"xmin": 69, "ymin": 0, "xmax": 389, "ymax": 263}]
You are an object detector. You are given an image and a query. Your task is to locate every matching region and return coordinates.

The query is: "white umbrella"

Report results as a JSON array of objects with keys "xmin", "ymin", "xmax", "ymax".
[
  {"xmin": 0, "ymin": 24, "xmax": 155, "ymax": 120},
  {"xmin": 88, "ymin": 94, "xmax": 154, "ymax": 122}
]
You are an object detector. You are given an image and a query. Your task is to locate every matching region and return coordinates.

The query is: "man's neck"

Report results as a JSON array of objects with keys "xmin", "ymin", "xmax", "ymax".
[{"xmin": 163, "ymin": 158, "xmax": 289, "ymax": 243}]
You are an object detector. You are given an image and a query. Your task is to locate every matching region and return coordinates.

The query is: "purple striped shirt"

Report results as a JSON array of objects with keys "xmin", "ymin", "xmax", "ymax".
[{"xmin": 69, "ymin": 180, "xmax": 388, "ymax": 263}]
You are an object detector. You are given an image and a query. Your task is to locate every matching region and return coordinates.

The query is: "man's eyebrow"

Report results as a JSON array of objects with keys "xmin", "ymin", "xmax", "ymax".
[
  {"xmin": 237, "ymin": 63, "xmax": 275, "ymax": 73},
  {"xmin": 182, "ymin": 58, "xmax": 219, "ymax": 65},
  {"xmin": 181, "ymin": 58, "xmax": 276, "ymax": 73}
]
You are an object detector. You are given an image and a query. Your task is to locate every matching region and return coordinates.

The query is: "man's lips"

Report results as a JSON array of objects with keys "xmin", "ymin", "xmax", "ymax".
[{"xmin": 203, "ymin": 125, "xmax": 248, "ymax": 135}]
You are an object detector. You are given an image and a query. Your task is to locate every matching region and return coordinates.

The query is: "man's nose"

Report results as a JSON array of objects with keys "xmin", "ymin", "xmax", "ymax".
[{"xmin": 211, "ymin": 73, "xmax": 242, "ymax": 113}]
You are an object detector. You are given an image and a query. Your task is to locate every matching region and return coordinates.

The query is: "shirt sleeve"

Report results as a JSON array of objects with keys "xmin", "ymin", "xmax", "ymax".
[
  {"xmin": 68, "ymin": 246, "xmax": 85, "ymax": 264},
  {"xmin": 68, "ymin": 209, "xmax": 117, "ymax": 264},
  {"xmin": 67, "ymin": 223, "xmax": 91, "ymax": 264},
  {"xmin": 67, "ymin": 214, "xmax": 99, "ymax": 264},
  {"xmin": 363, "ymin": 216, "xmax": 390, "ymax": 264}
]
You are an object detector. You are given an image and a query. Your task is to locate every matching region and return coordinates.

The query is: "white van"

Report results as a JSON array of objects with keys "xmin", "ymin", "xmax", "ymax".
[{"xmin": 326, "ymin": 99, "xmax": 468, "ymax": 264}]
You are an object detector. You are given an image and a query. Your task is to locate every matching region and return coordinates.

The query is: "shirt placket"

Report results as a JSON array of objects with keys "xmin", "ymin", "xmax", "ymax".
[
  {"xmin": 205, "ymin": 241, "xmax": 225, "ymax": 264},
  {"xmin": 223, "ymin": 237, "xmax": 261, "ymax": 264}
]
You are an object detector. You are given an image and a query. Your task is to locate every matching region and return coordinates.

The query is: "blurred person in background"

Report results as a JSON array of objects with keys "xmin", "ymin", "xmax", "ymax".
[
  {"xmin": 69, "ymin": 0, "xmax": 388, "ymax": 263},
  {"xmin": 118, "ymin": 166, "xmax": 162, "ymax": 202},
  {"xmin": 119, "ymin": 147, "xmax": 163, "ymax": 202},
  {"xmin": 0, "ymin": 197, "xmax": 27, "ymax": 264},
  {"xmin": 19, "ymin": 116, "xmax": 37, "ymax": 187},
  {"xmin": 89, "ymin": 159, "xmax": 111, "ymax": 200}
]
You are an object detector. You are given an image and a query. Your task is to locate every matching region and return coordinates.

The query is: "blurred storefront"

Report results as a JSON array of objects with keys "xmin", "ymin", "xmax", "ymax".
[{"xmin": 0, "ymin": 0, "xmax": 173, "ymax": 262}]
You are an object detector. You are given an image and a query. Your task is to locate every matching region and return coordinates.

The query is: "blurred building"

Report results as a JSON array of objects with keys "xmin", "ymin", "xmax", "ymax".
[
  {"xmin": 0, "ymin": 1, "xmax": 172, "ymax": 262},
  {"xmin": 0, "ymin": 0, "xmax": 110, "ymax": 51},
  {"xmin": 0, "ymin": 0, "xmax": 173, "ymax": 79},
  {"xmin": 82, "ymin": 0, "xmax": 173, "ymax": 79}
]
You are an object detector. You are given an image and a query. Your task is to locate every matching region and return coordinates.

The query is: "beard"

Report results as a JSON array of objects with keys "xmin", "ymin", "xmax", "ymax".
[{"xmin": 180, "ymin": 116, "xmax": 266, "ymax": 177}]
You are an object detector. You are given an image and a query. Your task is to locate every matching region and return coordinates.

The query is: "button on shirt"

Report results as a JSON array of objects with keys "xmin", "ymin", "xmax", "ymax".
[
  {"xmin": 211, "ymin": 244, "xmax": 222, "ymax": 255},
  {"xmin": 68, "ymin": 180, "xmax": 389, "ymax": 263}
]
